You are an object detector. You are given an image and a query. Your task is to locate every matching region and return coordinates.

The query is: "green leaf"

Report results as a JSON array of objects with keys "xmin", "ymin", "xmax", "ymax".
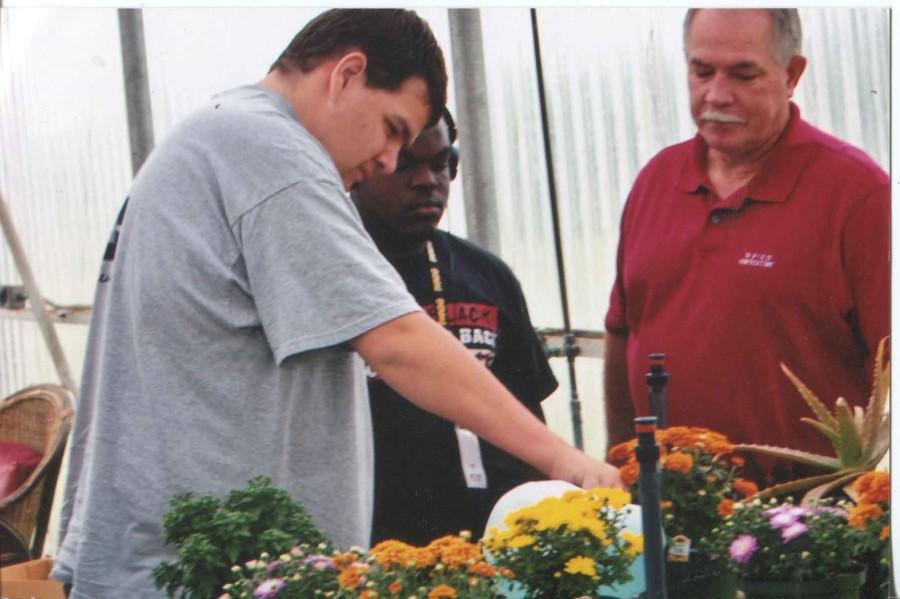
[
  {"xmin": 780, "ymin": 363, "xmax": 837, "ymax": 430},
  {"xmin": 861, "ymin": 418, "xmax": 890, "ymax": 465},
  {"xmin": 862, "ymin": 337, "xmax": 890, "ymax": 452},
  {"xmin": 751, "ymin": 471, "xmax": 845, "ymax": 500},
  {"xmin": 734, "ymin": 443, "xmax": 840, "ymax": 470},
  {"xmin": 799, "ymin": 417, "xmax": 841, "ymax": 449},
  {"xmin": 801, "ymin": 469, "xmax": 866, "ymax": 506},
  {"xmin": 835, "ymin": 398, "xmax": 863, "ymax": 466}
]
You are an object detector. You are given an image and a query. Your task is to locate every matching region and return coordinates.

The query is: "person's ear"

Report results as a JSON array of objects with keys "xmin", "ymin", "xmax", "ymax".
[
  {"xmin": 329, "ymin": 51, "xmax": 367, "ymax": 99},
  {"xmin": 785, "ymin": 55, "xmax": 807, "ymax": 98}
]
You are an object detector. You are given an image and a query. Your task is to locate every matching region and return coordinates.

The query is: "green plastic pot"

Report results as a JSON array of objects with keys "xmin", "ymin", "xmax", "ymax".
[
  {"xmin": 739, "ymin": 570, "xmax": 865, "ymax": 599},
  {"xmin": 666, "ymin": 555, "xmax": 736, "ymax": 599}
]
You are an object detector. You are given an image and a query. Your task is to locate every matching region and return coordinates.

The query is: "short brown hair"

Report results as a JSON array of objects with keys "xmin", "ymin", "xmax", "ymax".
[{"xmin": 270, "ymin": 9, "xmax": 447, "ymax": 126}]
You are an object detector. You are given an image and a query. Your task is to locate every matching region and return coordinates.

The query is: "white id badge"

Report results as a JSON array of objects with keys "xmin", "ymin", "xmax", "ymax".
[{"xmin": 455, "ymin": 426, "xmax": 488, "ymax": 489}]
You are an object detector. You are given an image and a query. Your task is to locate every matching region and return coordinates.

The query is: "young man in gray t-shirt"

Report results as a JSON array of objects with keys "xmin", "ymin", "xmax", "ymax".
[{"xmin": 53, "ymin": 10, "xmax": 621, "ymax": 598}]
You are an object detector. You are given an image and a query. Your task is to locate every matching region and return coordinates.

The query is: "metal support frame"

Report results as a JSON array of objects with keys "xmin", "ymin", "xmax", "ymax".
[
  {"xmin": 529, "ymin": 9, "xmax": 584, "ymax": 449},
  {"xmin": 118, "ymin": 8, "xmax": 155, "ymax": 176},
  {"xmin": 448, "ymin": 9, "xmax": 501, "ymax": 256},
  {"xmin": 0, "ymin": 191, "xmax": 78, "ymax": 392},
  {"xmin": 537, "ymin": 327, "xmax": 604, "ymax": 360}
]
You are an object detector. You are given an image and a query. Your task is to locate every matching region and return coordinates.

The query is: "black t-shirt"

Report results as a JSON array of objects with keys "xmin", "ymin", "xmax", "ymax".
[{"xmin": 368, "ymin": 231, "xmax": 558, "ymax": 545}]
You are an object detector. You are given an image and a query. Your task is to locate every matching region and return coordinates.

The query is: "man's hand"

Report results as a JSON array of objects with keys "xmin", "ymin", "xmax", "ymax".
[{"xmin": 548, "ymin": 446, "xmax": 624, "ymax": 490}]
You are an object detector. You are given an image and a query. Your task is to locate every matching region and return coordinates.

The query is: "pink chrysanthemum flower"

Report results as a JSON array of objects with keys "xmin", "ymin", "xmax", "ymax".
[
  {"xmin": 254, "ymin": 578, "xmax": 285, "ymax": 599},
  {"xmin": 729, "ymin": 534, "xmax": 758, "ymax": 564},
  {"xmin": 781, "ymin": 521, "xmax": 808, "ymax": 542}
]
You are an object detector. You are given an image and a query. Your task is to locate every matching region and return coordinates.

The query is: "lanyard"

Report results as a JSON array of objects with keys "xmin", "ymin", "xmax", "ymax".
[
  {"xmin": 425, "ymin": 239, "xmax": 488, "ymax": 489},
  {"xmin": 425, "ymin": 240, "xmax": 447, "ymax": 327}
]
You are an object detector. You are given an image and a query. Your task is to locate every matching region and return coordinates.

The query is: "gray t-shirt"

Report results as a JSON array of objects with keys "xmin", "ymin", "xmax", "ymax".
[{"xmin": 52, "ymin": 85, "xmax": 420, "ymax": 598}]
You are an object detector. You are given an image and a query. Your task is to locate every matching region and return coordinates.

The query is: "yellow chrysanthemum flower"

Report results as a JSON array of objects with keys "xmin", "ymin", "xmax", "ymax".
[
  {"xmin": 620, "ymin": 531, "xmax": 644, "ymax": 556},
  {"xmin": 508, "ymin": 534, "xmax": 536, "ymax": 548},
  {"xmin": 563, "ymin": 555, "xmax": 597, "ymax": 578}
]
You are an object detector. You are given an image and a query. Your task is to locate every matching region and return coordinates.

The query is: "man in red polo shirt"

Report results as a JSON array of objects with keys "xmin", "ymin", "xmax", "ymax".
[{"xmin": 604, "ymin": 8, "xmax": 889, "ymax": 485}]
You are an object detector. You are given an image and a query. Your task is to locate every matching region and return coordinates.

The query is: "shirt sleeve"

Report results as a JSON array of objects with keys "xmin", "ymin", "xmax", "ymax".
[
  {"xmin": 605, "ymin": 193, "xmax": 632, "ymax": 335},
  {"xmin": 237, "ymin": 179, "xmax": 421, "ymax": 363},
  {"xmin": 492, "ymin": 271, "xmax": 558, "ymax": 414},
  {"xmin": 842, "ymin": 183, "xmax": 890, "ymax": 361}
]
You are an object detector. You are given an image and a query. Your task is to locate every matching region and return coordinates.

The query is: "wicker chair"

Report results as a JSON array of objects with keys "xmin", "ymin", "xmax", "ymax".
[{"xmin": 0, "ymin": 384, "xmax": 74, "ymax": 565}]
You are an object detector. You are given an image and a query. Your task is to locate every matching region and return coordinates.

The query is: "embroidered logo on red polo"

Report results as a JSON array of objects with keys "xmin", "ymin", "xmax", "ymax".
[{"xmin": 738, "ymin": 252, "xmax": 775, "ymax": 268}]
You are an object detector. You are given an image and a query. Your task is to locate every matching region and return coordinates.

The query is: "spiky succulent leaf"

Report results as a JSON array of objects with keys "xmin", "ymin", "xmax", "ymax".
[
  {"xmin": 780, "ymin": 363, "xmax": 837, "ymax": 430},
  {"xmin": 750, "ymin": 471, "xmax": 845, "ymax": 501},
  {"xmin": 801, "ymin": 469, "xmax": 866, "ymax": 506},
  {"xmin": 853, "ymin": 405, "xmax": 865, "ymax": 433},
  {"xmin": 834, "ymin": 398, "xmax": 863, "ymax": 466},
  {"xmin": 799, "ymin": 417, "xmax": 841, "ymax": 448},
  {"xmin": 861, "ymin": 337, "xmax": 890, "ymax": 450},
  {"xmin": 861, "ymin": 417, "xmax": 890, "ymax": 464},
  {"xmin": 734, "ymin": 443, "xmax": 840, "ymax": 470}
]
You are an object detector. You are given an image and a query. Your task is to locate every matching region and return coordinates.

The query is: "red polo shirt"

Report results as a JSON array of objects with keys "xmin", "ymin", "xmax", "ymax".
[{"xmin": 606, "ymin": 104, "xmax": 889, "ymax": 480}]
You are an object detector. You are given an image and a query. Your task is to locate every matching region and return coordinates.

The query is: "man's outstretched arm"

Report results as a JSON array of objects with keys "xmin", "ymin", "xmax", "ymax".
[{"xmin": 352, "ymin": 312, "xmax": 622, "ymax": 489}]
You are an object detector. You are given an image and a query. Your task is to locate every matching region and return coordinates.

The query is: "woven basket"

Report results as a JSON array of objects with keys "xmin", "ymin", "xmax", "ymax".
[{"xmin": 0, "ymin": 384, "xmax": 74, "ymax": 561}]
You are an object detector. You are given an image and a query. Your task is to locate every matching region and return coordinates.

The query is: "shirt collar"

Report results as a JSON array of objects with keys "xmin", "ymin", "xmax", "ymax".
[{"xmin": 677, "ymin": 103, "xmax": 817, "ymax": 203}]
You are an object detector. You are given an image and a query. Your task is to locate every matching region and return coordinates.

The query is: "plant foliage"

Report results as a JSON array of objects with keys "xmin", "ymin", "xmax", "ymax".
[
  {"xmin": 736, "ymin": 336, "xmax": 890, "ymax": 504},
  {"xmin": 482, "ymin": 487, "xmax": 642, "ymax": 599},
  {"xmin": 152, "ymin": 476, "xmax": 329, "ymax": 598},
  {"xmin": 700, "ymin": 497, "xmax": 871, "ymax": 582}
]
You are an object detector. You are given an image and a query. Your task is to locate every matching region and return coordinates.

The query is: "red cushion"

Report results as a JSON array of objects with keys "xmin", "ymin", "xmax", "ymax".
[{"xmin": 0, "ymin": 440, "xmax": 43, "ymax": 499}]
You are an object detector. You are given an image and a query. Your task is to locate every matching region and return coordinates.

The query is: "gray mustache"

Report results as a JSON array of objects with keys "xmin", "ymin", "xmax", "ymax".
[{"xmin": 700, "ymin": 111, "xmax": 746, "ymax": 124}]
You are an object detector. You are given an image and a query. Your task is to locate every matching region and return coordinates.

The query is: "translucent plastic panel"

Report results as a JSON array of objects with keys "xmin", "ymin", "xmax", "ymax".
[
  {"xmin": 141, "ymin": 7, "xmax": 466, "ymax": 234},
  {"xmin": 1, "ymin": 8, "xmax": 132, "ymax": 398},
  {"xmin": 0, "ymin": 7, "xmax": 459, "ymax": 398},
  {"xmin": 480, "ymin": 7, "xmax": 890, "ymax": 456}
]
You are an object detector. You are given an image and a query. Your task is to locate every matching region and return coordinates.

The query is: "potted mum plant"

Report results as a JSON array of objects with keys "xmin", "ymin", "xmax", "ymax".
[
  {"xmin": 221, "ymin": 532, "xmax": 503, "ymax": 598},
  {"xmin": 701, "ymin": 497, "xmax": 870, "ymax": 598},
  {"xmin": 608, "ymin": 426, "xmax": 751, "ymax": 598},
  {"xmin": 846, "ymin": 470, "xmax": 891, "ymax": 598},
  {"xmin": 153, "ymin": 476, "xmax": 329, "ymax": 598},
  {"xmin": 481, "ymin": 487, "xmax": 643, "ymax": 599}
]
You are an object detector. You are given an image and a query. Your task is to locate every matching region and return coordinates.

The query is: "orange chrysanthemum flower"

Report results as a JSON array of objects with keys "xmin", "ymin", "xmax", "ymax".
[
  {"xmin": 662, "ymin": 452, "xmax": 693, "ymax": 474},
  {"xmin": 660, "ymin": 500, "xmax": 673, "ymax": 510},
  {"xmin": 658, "ymin": 427, "xmax": 734, "ymax": 455},
  {"xmin": 428, "ymin": 535, "xmax": 482, "ymax": 568},
  {"xmin": 337, "ymin": 564, "xmax": 370, "ymax": 589},
  {"xmin": 467, "ymin": 562, "xmax": 496, "ymax": 577},
  {"xmin": 333, "ymin": 552, "xmax": 360, "ymax": 569},
  {"xmin": 848, "ymin": 502, "xmax": 882, "ymax": 529},
  {"xmin": 389, "ymin": 581, "xmax": 403, "ymax": 594},
  {"xmin": 370, "ymin": 539, "xmax": 418, "ymax": 567},
  {"xmin": 620, "ymin": 460, "xmax": 639, "ymax": 486},
  {"xmin": 358, "ymin": 590, "xmax": 378, "ymax": 599},
  {"xmin": 881, "ymin": 526, "xmax": 890, "ymax": 540},
  {"xmin": 718, "ymin": 498, "xmax": 735, "ymax": 517},
  {"xmin": 608, "ymin": 439, "xmax": 637, "ymax": 464},
  {"xmin": 852, "ymin": 471, "xmax": 890, "ymax": 505},
  {"xmin": 732, "ymin": 479, "xmax": 759, "ymax": 498},
  {"xmin": 427, "ymin": 584, "xmax": 458, "ymax": 598}
]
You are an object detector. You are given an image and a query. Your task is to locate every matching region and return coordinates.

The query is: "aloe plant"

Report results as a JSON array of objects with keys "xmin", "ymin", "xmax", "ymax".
[{"xmin": 735, "ymin": 336, "xmax": 890, "ymax": 505}]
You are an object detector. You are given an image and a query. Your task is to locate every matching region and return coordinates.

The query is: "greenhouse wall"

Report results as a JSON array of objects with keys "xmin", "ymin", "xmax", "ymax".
[{"xmin": 0, "ymin": 6, "xmax": 891, "ymax": 554}]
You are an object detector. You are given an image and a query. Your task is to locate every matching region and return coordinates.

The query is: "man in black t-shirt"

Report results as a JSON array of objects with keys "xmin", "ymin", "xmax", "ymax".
[{"xmin": 351, "ymin": 109, "xmax": 558, "ymax": 545}]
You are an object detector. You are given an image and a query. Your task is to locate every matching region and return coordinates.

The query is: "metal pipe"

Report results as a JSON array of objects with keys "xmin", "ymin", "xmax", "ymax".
[
  {"xmin": 635, "ymin": 416, "xmax": 667, "ymax": 599},
  {"xmin": 118, "ymin": 8, "xmax": 155, "ymax": 176},
  {"xmin": 647, "ymin": 353, "xmax": 669, "ymax": 429},
  {"xmin": 448, "ymin": 9, "xmax": 500, "ymax": 256},
  {"xmin": 0, "ymin": 191, "xmax": 78, "ymax": 392},
  {"xmin": 529, "ymin": 9, "xmax": 583, "ymax": 449}
]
